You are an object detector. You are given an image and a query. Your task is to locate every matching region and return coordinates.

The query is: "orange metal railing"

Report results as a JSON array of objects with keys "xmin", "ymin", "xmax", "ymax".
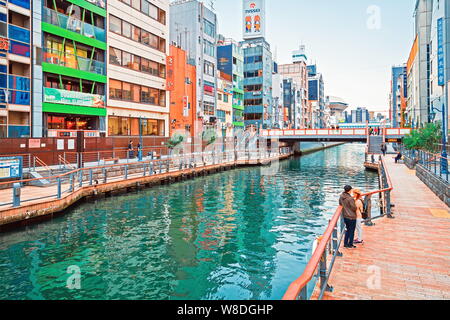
[{"xmin": 282, "ymin": 158, "xmax": 393, "ymax": 300}]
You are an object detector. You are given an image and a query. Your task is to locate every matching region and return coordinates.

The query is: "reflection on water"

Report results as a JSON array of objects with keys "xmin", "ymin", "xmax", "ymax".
[{"xmin": 0, "ymin": 144, "xmax": 379, "ymax": 300}]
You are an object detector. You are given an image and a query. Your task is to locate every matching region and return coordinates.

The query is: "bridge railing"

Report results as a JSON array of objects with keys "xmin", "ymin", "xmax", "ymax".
[
  {"xmin": 401, "ymin": 148, "xmax": 449, "ymax": 183},
  {"xmin": 282, "ymin": 157, "xmax": 393, "ymax": 300},
  {"xmin": 261, "ymin": 128, "xmax": 412, "ymax": 137}
]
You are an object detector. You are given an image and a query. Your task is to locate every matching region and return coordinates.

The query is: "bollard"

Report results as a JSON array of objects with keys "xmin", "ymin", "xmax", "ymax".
[{"xmin": 12, "ymin": 183, "xmax": 21, "ymax": 207}]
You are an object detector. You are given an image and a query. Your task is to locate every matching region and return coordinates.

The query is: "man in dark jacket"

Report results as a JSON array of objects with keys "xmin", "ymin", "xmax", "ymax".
[{"xmin": 339, "ymin": 185, "xmax": 358, "ymax": 248}]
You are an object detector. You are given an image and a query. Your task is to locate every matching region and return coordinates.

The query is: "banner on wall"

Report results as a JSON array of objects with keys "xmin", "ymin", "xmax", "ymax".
[
  {"xmin": 166, "ymin": 56, "xmax": 175, "ymax": 91},
  {"xmin": 44, "ymin": 88, "xmax": 105, "ymax": 108},
  {"xmin": 243, "ymin": 0, "xmax": 266, "ymax": 40}
]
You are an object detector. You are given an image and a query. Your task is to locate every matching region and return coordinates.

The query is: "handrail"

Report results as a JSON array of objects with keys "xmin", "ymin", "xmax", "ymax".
[
  {"xmin": 58, "ymin": 154, "xmax": 76, "ymax": 169},
  {"xmin": 0, "ymin": 149, "xmax": 285, "ymax": 187},
  {"xmin": 282, "ymin": 157, "xmax": 393, "ymax": 300},
  {"xmin": 34, "ymin": 156, "xmax": 52, "ymax": 173}
]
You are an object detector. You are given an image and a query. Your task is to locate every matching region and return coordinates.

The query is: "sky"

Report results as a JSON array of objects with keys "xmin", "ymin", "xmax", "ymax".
[{"xmin": 206, "ymin": 0, "xmax": 417, "ymax": 114}]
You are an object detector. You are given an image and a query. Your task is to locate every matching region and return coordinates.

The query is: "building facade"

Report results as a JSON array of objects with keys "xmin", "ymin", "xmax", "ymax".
[
  {"xmin": 0, "ymin": 0, "xmax": 32, "ymax": 138},
  {"xmin": 216, "ymin": 71, "xmax": 233, "ymax": 137},
  {"xmin": 107, "ymin": 0, "xmax": 169, "ymax": 138},
  {"xmin": 40, "ymin": 0, "xmax": 107, "ymax": 138},
  {"xmin": 168, "ymin": 44, "xmax": 197, "ymax": 137},
  {"xmin": 390, "ymin": 65, "xmax": 407, "ymax": 127},
  {"xmin": 307, "ymin": 64, "xmax": 325, "ymax": 128},
  {"xmin": 242, "ymin": 38, "xmax": 272, "ymax": 129},
  {"xmin": 170, "ymin": 0, "xmax": 218, "ymax": 127},
  {"xmin": 278, "ymin": 46, "xmax": 309, "ymax": 128},
  {"xmin": 217, "ymin": 37, "xmax": 244, "ymax": 130}
]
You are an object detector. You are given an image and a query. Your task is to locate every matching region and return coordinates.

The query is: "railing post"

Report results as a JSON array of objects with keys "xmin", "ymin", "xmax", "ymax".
[
  {"xmin": 150, "ymin": 162, "xmax": 154, "ymax": 175},
  {"xmin": 57, "ymin": 178, "xmax": 62, "ymax": 199},
  {"xmin": 159, "ymin": 161, "xmax": 162, "ymax": 174},
  {"xmin": 89, "ymin": 169, "xmax": 93, "ymax": 186},
  {"xmin": 166, "ymin": 160, "xmax": 170, "ymax": 173},
  {"xmin": 125, "ymin": 165, "xmax": 128, "ymax": 180},
  {"xmin": 103, "ymin": 168, "xmax": 107, "ymax": 184},
  {"xmin": 69, "ymin": 174, "xmax": 74, "ymax": 193},
  {"xmin": 332, "ymin": 226, "xmax": 342, "ymax": 257},
  {"xmin": 78, "ymin": 170, "xmax": 83, "ymax": 188},
  {"xmin": 299, "ymin": 286, "xmax": 308, "ymax": 300},
  {"xmin": 143, "ymin": 162, "xmax": 147, "ymax": 177},
  {"xmin": 12, "ymin": 183, "xmax": 21, "ymax": 208}
]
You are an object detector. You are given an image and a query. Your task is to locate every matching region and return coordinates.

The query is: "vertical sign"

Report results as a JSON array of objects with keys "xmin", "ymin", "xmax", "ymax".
[
  {"xmin": 166, "ymin": 56, "xmax": 175, "ymax": 91},
  {"xmin": 243, "ymin": 0, "xmax": 265, "ymax": 40},
  {"xmin": 438, "ymin": 18, "xmax": 445, "ymax": 86}
]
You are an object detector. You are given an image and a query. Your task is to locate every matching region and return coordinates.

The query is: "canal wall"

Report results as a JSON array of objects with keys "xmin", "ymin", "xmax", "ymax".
[{"xmin": 0, "ymin": 154, "xmax": 293, "ymax": 228}]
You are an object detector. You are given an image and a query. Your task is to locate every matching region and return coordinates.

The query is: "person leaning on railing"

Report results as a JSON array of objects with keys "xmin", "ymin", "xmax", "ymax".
[{"xmin": 339, "ymin": 185, "xmax": 358, "ymax": 249}]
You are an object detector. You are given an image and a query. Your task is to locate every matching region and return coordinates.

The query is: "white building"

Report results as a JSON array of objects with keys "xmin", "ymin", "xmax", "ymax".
[{"xmin": 107, "ymin": 0, "xmax": 170, "ymax": 137}]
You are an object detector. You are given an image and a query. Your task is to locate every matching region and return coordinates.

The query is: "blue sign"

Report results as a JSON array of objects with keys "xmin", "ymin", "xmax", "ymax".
[
  {"xmin": 438, "ymin": 18, "xmax": 445, "ymax": 86},
  {"xmin": 0, "ymin": 156, "xmax": 23, "ymax": 180}
]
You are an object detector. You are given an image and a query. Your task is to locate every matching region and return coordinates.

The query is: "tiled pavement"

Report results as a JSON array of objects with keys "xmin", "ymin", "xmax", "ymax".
[{"xmin": 316, "ymin": 156, "xmax": 450, "ymax": 300}]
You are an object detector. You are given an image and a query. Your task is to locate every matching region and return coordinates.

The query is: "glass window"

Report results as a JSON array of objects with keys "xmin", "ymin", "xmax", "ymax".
[
  {"xmin": 159, "ymin": 64, "xmax": 166, "ymax": 78},
  {"xmin": 108, "ymin": 116, "xmax": 119, "ymax": 136},
  {"xmin": 149, "ymin": 33, "xmax": 158, "ymax": 49},
  {"xmin": 131, "ymin": 84, "xmax": 140, "ymax": 102},
  {"xmin": 122, "ymin": 21, "xmax": 132, "ymax": 38},
  {"xmin": 131, "ymin": 0, "xmax": 140, "ymax": 11},
  {"xmin": 149, "ymin": 3, "xmax": 158, "ymax": 20},
  {"xmin": 159, "ymin": 90, "xmax": 166, "ymax": 107},
  {"xmin": 159, "ymin": 10, "xmax": 166, "ymax": 25},
  {"xmin": 120, "ymin": 117, "xmax": 130, "ymax": 135},
  {"xmin": 122, "ymin": 82, "xmax": 131, "ymax": 100},
  {"xmin": 131, "ymin": 55, "xmax": 140, "ymax": 71},
  {"xmin": 141, "ymin": 86, "xmax": 150, "ymax": 103},
  {"xmin": 109, "ymin": 47, "xmax": 122, "ymax": 65},
  {"xmin": 109, "ymin": 15, "xmax": 122, "ymax": 34},
  {"xmin": 141, "ymin": 31, "xmax": 149, "ymax": 46},
  {"xmin": 122, "ymin": 51, "xmax": 132, "ymax": 68},
  {"xmin": 141, "ymin": 58, "xmax": 150, "ymax": 73},
  {"xmin": 149, "ymin": 87, "xmax": 158, "ymax": 105},
  {"xmin": 148, "ymin": 60, "xmax": 158, "ymax": 76},
  {"xmin": 109, "ymin": 79, "xmax": 122, "ymax": 99},
  {"xmin": 159, "ymin": 38, "xmax": 165, "ymax": 52},
  {"xmin": 142, "ymin": 0, "xmax": 149, "ymax": 15},
  {"xmin": 122, "ymin": 0, "xmax": 131, "ymax": 6},
  {"xmin": 132, "ymin": 25, "xmax": 140, "ymax": 42},
  {"xmin": 204, "ymin": 19, "xmax": 215, "ymax": 37}
]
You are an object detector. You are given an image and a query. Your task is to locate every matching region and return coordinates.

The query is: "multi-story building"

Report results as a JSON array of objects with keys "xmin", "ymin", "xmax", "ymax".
[
  {"xmin": 406, "ymin": 35, "xmax": 419, "ymax": 127},
  {"xmin": 216, "ymin": 71, "xmax": 233, "ymax": 138},
  {"xmin": 351, "ymin": 107, "xmax": 370, "ymax": 124},
  {"xmin": 307, "ymin": 64, "xmax": 325, "ymax": 128},
  {"xmin": 217, "ymin": 36, "xmax": 244, "ymax": 130},
  {"xmin": 271, "ymin": 61, "xmax": 283, "ymax": 129},
  {"xmin": 170, "ymin": 0, "xmax": 218, "ymax": 127},
  {"xmin": 0, "ymin": 0, "xmax": 32, "ymax": 138},
  {"xmin": 40, "ymin": 0, "xmax": 107, "ymax": 138},
  {"xmin": 168, "ymin": 44, "xmax": 197, "ymax": 137},
  {"xmin": 282, "ymin": 78, "xmax": 302, "ymax": 129},
  {"xmin": 107, "ymin": 0, "xmax": 169, "ymax": 138},
  {"xmin": 326, "ymin": 96, "xmax": 348, "ymax": 125},
  {"xmin": 390, "ymin": 65, "xmax": 407, "ymax": 127},
  {"xmin": 242, "ymin": 38, "xmax": 272, "ymax": 129},
  {"xmin": 278, "ymin": 46, "xmax": 309, "ymax": 128}
]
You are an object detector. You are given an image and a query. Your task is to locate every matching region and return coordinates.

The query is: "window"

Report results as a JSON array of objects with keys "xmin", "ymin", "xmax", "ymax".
[
  {"xmin": 218, "ymin": 93, "xmax": 222, "ymax": 101},
  {"xmin": 141, "ymin": 31, "xmax": 150, "ymax": 46},
  {"xmin": 122, "ymin": 51, "xmax": 132, "ymax": 68},
  {"xmin": 122, "ymin": 21, "xmax": 132, "ymax": 38},
  {"xmin": 224, "ymin": 94, "xmax": 229, "ymax": 103},
  {"xmin": 204, "ymin": 61, "xmax": 215, "ymax": 76},
  {"xmin": 122, "ymin": 82, "xmax": 131, "ymax": 100},
  {"xmin": 131, "ymin": 0, "xmax": 140, "ymax": 11},
  {"xmin": 204, "ymin": 19, "xmax": 215, "ymax": 37},
  {"xmin": 131, "ymin": 84, "xmax": 140, "ymax": 102},
  {"xmin": 203, "ymin": 40, "xmax": 215, "ymax": 57},
  {"xmin": 148, "ymin": 2, "xmax": 158, "ymax": 20},
  {"xmin": 132, "ymin": 25, "xmax": 140, "ymax": 42},
  {"xmin": 149, "ymin": 87, "xmax": 159, "ymax": 105},
  {"xmin": 149, "ymin": 33, "xmax": 158, "ymax": 49},
  {"xmin": 109, "ymin": 79, "xmax": 122, "ymax": 99},
  {"xmin": 109, "ymin": 47, "xmax": 122, "ymax": 65},
  {"xmin": 109, "ymin": 15, "xmax": 122, "ymax": 34}
]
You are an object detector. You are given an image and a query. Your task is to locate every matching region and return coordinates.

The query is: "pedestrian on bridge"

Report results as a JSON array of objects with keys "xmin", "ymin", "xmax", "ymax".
[
  {"xmin": 339, "ymin": 185, "xmax": 358, "ymax": 249},
  {"xmin": 352, "ymin": 189, "xmax": 364, "ymax": 244},
  {"xmin": 381, "ymin": 143, "xmax": 387, "ymax": 156}
]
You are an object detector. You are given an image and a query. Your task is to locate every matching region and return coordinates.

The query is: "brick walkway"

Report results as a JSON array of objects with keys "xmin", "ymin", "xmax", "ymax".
[{"xmin": 317, "ymin": 156, "xmax": 450, "ymax": 300}]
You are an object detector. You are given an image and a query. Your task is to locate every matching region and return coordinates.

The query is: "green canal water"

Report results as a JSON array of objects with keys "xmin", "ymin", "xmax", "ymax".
[{"xmin": 0, "ymin": 144, "xmax": 380, "ymax": 300}]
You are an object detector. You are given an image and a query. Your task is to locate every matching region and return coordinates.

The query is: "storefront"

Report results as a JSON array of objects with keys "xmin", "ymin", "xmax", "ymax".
[{"xmin": 108, "ymin": 116, "xmax": 165, "ymax": 137}]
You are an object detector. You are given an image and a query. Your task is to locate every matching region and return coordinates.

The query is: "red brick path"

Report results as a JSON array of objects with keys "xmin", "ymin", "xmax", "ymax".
[{"xmin": 317, "ymin": 156, "xmax": 450, "ymax": 300}]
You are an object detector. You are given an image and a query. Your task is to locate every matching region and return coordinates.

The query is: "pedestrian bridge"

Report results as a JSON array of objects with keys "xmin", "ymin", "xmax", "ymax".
[{"xmin": 261, "ymin": 128, "xmax": 412, "ymax": 142}]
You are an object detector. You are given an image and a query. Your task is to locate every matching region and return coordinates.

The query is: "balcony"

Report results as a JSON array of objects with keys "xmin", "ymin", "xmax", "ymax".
[
  {"xmin": 43, "ymin": 7, "xmax": 106, "ymax": 43},
  {"xmin": 43, "ymin": 48, "xmax": 106, "ymax": 75},
  {"xmin": 8, "ymin": 25, "xmax": 30, "ymax": 44}
]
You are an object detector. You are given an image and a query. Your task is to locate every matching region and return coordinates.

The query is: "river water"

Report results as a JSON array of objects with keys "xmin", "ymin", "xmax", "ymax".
[{"xmin": 0, "ymin": 143, "xmax": 380, "ymax": 300}]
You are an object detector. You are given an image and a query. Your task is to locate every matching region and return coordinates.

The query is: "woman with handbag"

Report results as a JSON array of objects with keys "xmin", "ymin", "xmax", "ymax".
[{"xmin": 352, "ymin": 189, "xmax": 365, "ymax": 244}]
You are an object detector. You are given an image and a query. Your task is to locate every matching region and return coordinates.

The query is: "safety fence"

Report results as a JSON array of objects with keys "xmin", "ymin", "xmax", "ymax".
[
  {"xmin": 401, "ymin": 148, "xmax": 449, "ymax": 183},
  {"xmin": 0, "ymin": 147, "xmax": 292, "ymax": 210},
  {"xmin": 282, "ymin": 157, "xmax": 393, "ymax": 300}
]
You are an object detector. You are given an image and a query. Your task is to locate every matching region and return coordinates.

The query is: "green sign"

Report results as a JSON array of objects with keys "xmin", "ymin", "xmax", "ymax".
[{"xmin": 44, "ymin": 87, "xmax": 105, "ymax": 108}]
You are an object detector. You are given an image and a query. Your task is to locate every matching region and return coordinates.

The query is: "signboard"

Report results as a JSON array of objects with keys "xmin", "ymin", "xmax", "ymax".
[
  {"xmin": 44, "ymin": 88, "xmax": 105, "ymax": 108},
  {"xmin": 166, "ymin": 56, "xmax": 175, "ymax": 91},
  {"xmin": 438, "ymin": 18, "xmax": 445, "ymax": 86},
  {"xmin": 29, "ymin": 139, "xmax": 41, "ymax": 148},
  {"xmin": 0, "ymin": 38, "xmax": 9, "ymax": 51},
  {"xmin": 243, "ymin": 0, "xmax": 266, "ymax": 40},
  {"xmin": 0, "ymin": 157, "xmax": 23, "ymax": 180}
]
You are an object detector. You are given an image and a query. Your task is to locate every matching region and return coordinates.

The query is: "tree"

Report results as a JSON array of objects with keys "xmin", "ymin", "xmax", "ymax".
[{"xmin": 403, "ymin": 122, "xmax": 442, "ymax": 153}]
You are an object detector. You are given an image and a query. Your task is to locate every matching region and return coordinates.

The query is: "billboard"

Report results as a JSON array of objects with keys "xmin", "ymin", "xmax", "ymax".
[
  {"xmin": 0, "ymin": 156, "xmax": 22, "ymax": 180},
  {"xmin": 44, "ymin": 88, "xmax": 105, "ymax": 108},
  {"xmin": 243, "ymin": 0, "xmax": 265, "ymax": 40}
]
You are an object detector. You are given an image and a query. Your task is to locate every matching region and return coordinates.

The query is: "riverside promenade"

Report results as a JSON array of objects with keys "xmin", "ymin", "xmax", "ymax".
[{"xmin": 315, "ymin": 156, "xmax": 450, "ymax": 300}]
